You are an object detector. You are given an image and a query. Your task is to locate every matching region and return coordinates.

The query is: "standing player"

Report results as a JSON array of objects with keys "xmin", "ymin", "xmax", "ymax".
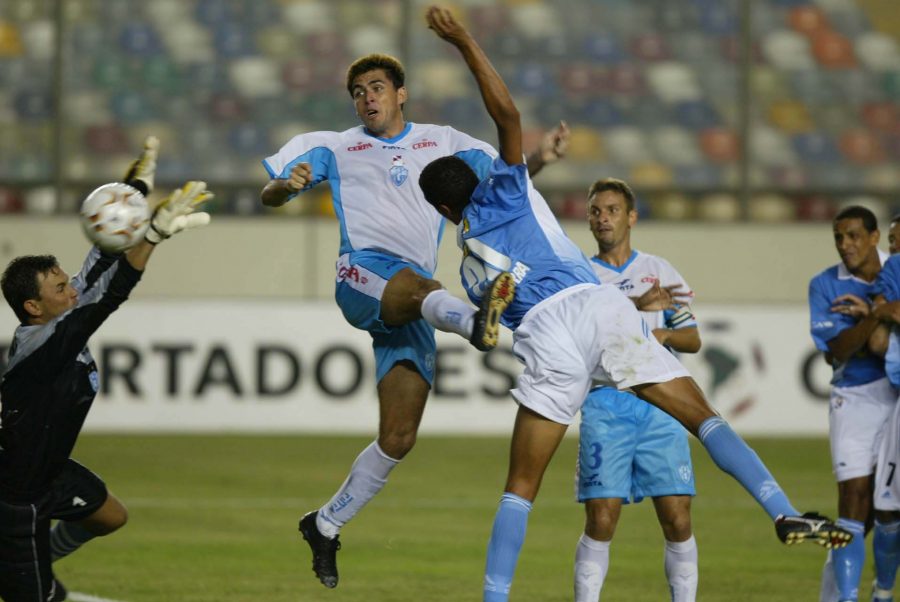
[
  {"xmin": 574, "ymin": 177, "xmax": 700, "ymax": 602},
  {"xmin": 260, "ymin": 35, "xmax": 570, "ymax": 590},
  {"xmin": 809, "ymin": 206, "xmax": 896, "ymax": 602},
  {"xmin": 0, "ymin": 140, "xmax": 212, "ymax": 602},
  {"xmin": 418, "ymin": 7, "xmax": 850, "ymax": 601}
]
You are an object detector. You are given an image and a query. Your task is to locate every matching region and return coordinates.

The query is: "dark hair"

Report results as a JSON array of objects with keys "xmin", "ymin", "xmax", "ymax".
[
  {"xmin": 587, "ymin": 177, "xmax": 636, "ymax": 213},
  {"xmin": 1, "ymin": 255, "xmax": 59, "ymax": 324},
  {"xmin": 891, "ymin": 213, "xmax": 900, "ymax": 225},
  {"xmin": 346, "ymin": 54, "xmax": 406, "ymax": 96},
  {"xmin": 419, "ymin": 156, "xmax": 480, "ymax": 213},
  {"xmin": 834, "ymin": 205, "xmax": 878, "ymax": 233}
]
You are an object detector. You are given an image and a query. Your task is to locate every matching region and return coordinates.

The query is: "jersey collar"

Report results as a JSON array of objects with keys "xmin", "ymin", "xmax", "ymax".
[
  {"xmin": 836, "ymin": 249, "xmax": 889, "ymax": 281},
  {"xmin": 363, "ymin": 122, "xmax": 412, "ymax": 144},
  {"xmin": 591, "ymin": 250, "xmax": 638, "ymax": 274}
]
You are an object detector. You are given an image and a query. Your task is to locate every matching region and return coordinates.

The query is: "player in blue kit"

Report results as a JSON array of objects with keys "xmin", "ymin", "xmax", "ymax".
[
  {"xmin": 260, "ymin": 23, "xmax": 570, "ymax": 590},
  {"xmin": 809, "ymin": 206, "xmax": 897, "ymax": 602},
  {"xmin": 418, "ymin": 6, "xmax": 851, "ymax": 601},
  {"xmin": 574, "ymin": 177, "xmax": 700, "ymax": 602}
]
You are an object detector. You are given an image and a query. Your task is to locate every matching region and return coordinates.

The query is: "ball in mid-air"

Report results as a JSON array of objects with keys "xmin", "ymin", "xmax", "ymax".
[{"xmin": 79, "ymin": 182, "xmax": 151, "ymax": 252}]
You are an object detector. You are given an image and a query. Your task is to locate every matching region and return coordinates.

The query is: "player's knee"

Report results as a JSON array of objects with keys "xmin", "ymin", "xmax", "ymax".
[
  {"xmin": 584, "ymin": 507, "xmax": 618, "ymax": 540},
  {"xmin": 378, "ymin": 430, "xmax": 417, "ymax": 459},
  {"xmin": 95, "ymin": 499, "xmax": 129, "ymax": 535},
  {"xmin": 660, "ymin": 513, "xmax": 692, "ymax": 542}
]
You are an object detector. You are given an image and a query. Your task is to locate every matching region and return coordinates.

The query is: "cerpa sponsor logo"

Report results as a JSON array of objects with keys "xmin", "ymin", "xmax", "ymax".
[
  {"xmin": 337, "ymin": 265, "xmax": 368, "ymax": 284},
  {"xmin": 413, "ymin": 139, "xmax": 438, "ymax": 150},
  {"xmin": 348, "ymin": 142, "xmax": 372, "ymax": 151}
]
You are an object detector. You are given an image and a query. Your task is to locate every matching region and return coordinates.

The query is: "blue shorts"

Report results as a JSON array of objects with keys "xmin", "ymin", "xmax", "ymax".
[
  {"xmin": 334, "ymin": 250, "xmax": 436, "ymax": 384},
  {"xmin": 576, "ymin": 387, "xmax": 695, "ymax": 503}
]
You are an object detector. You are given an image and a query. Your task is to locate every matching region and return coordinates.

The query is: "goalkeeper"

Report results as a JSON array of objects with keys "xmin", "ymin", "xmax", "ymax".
[{"xmin": 0, "ymin": 138, "xmax": 211, "ymax": 602}]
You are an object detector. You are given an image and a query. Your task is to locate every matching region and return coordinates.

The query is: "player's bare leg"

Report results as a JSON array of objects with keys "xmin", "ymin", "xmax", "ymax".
[
  {"xmin": 575, "ymin": 498, "xmax": 621, "ymax": 602},
  {"xmin": 633, "ymin": 377, "xmax": 852, "ymax": 549},
  {"xmin": 653, "ymin": 495, "xmax": 698, "ymax": 602}
]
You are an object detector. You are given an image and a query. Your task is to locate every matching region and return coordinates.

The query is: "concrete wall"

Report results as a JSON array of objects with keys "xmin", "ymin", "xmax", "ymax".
[{"xmin": 0, "ymin": 217, "xmax": 843, "ymax": 303}]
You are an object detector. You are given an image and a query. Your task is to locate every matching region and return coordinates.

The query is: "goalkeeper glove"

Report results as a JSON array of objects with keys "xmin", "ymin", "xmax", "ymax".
[
  {"xmin": 145, "ymin": 181, "xmax": 213, "ymax": 244},
  {"xmin": 123, "ymin": 136, "xmax": 159, "ymax": 196}
]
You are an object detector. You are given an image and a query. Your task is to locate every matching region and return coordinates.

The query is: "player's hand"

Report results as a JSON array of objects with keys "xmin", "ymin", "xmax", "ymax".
[
  {"xmin": 873, "ymin": 300, "xmax": 900, "ymax": 324},
  {"xmin": 538, "ymin": 121, "xmax": 570, "ymax": 165},
  {"xmin": 145, "ymin": 181, "xmax": 213, "ymax": 244},
  {"xmin": 831, "ymin": 293, "xmax": 871, "ymax": 318},
  {"xmin": 426, "ymin": 6, "xmax": 470, "ymax": 46},
  {"xmin": 123, "ymin": 136, "xmax": 159, "ymax": 195},
  {"xmin": 633, "ymin": 282, "xmax": 693, "ymax": 312},
  {"xmin": 285, "ymin": 162, "xmax": 312, "ymax": 193}
]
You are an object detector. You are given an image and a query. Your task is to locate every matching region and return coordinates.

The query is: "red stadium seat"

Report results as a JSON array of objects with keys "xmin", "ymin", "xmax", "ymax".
[
  {"xmin": 811, "ymin": 30, "xmax": 857, "ymax": 69},
  {"xmin": 839, "ymin": 129, "xmax": 884, "ymax": 165},
  {"xmin": 861, "ymin": 102, "xmax": 899, "ymax": 133},
  {"xmin": 700, "ymin": 128, "xmax": 740, "ymax": 163},
  {"xmin": 796, "ymin": 194, "xmax": 837, "ymax": 221},
  {"xmin": 788, "ymin": 6, "xmax": 830, "ymax": 36}
]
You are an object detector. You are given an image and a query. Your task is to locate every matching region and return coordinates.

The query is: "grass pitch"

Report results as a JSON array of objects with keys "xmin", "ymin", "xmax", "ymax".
[{"xmin": 58, "ymin": 435, "xmax": 853, "ymax": 601}]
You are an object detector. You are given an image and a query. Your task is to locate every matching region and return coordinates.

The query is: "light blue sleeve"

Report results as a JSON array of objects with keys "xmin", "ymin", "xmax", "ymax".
[
  {"xmin": 874, "ymin": 255, "xmax": 900, "ymax": 301},
  {"xmin": 808, "ymin": 274, "xmax": 851, "ymax": 351}
]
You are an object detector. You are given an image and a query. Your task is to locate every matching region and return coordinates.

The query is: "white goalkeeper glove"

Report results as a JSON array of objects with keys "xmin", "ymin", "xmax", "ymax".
[
  {"xmin": 123, "ymin": 136, "xmax": 159, "ymax": 195},
  {"xmin": 145, "ymin": 180, "xmax": 213, "ymax": 245}
]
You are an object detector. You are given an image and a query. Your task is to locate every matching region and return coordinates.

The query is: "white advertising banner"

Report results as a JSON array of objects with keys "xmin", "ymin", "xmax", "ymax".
[{"xmin": 0, "ymin": 301, "xmax": 832, "ymax": 435}]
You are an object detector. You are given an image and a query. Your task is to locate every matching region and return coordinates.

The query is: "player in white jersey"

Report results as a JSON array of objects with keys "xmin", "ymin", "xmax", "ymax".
[
  {"xmin": 418, "ymin": 7, "xmax": 850, "ymax": 601},
  {"xmin": 573, "ymin": 177, "xmax": 700, "ymax": 602},
  {"xmin": 809, "ymin": 206, "xmax": 898, "ymax": 602},
  {"xmin": 260, "ymin": 42, "xmax": 569, "ymax": 589}
]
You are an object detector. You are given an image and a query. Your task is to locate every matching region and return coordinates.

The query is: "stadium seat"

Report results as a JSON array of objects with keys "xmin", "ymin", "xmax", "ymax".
[
  {"xmin": 559, "ymin": 63, "xmax": 603, "ymax": 96},
  {"xmin": 674, "ymin": 164, "xmax": 722, "ymax": 188},
  {"xmin": 608, "ymin": 64, "xmax": 647, "ymax": 96},
  {"xmin": 647, "ymin": 62, "xmax": 701, "ymax": 103},
  {"xmin": 855, "ymin": 32, "xmax": 900, "ymax": 71},
  {"xmin": 584, "ymin": 32, "xmax": 625, "ymax": 64},
  {"xmin": 810, "ymin": 30, "xmax": 857, "ymax": 69},
  {"xmin": 623, "ymin": 96, "xmax": 670, "ymax": 128},
  {"xmin": 118, "ymin": 22, "xmax": 164, "ymax": 57},
  {"xmin": 675, "ymin": 99, "xmax": 720, "ymax": 130},
  {"xmin": 0, "ymin": 20, "xmax": 23, "ymax": 57},
  {"xmin": 648, "ymin": 192, "xmax": 694, "ymax": 221},
  {"xmin": 865, "ymin": 165, "xmax": 900, "ymax": 191},
  {"xmin": 513, "ymin": 62, "xmax": 556, "ymax": 98},
  {"xmin": 14, "ymin": 90, "xmax": 52, "ymax": 120},
  {"xmin": 0, "ymin": 187, "xmax": 23, "ymax": 213},
  {"xmin": 652, "ymin": 126, "xmax": 703, "ymax": 166},
  {"xmin": 699, "ymin": 128, "xmax": 739, "ymax": 163},
  {"xmin": 767, "ymin": 164, "xmax": 809, "ymax": 188},
  {"xmin": 812, "ymin": 104, "xmax": 853, "ymax": 133},
  {"xmin": 670, "ymin": 32, "xmax": 712, "ymax": 64},
  {"xmin": 575, "ymin": 98, "xmax": 625, "ymax": 129},
  {"xmin": 795, "ymin": 194, "xmax": 837, "ymax": 221},
  {"xmin": 214, "ymin": 23, "xmax": 257, "ymax": 58},
  {"xmin": 883, "ymin": 132, "xmax": 900, "ymax": 161},
  {"xmin": 839, "ymin": 129, "xmax": 884, "ymax": 165},
  {"xmin": 228, "ymin": 124, "xmax": 270, "ymax": 158},
  {"xmin": 630, "ymin": 162, "xmax": 674, "ymax": 188},
  {"xmin": 158, "ymin": 20, "xmax": 215, "ymax": 64},
  {"xmin": 654, "ymin": 2, "xmax": 700, "ymax": 32},
  {"xmin": 824, "ymin": 3, "xmax": 870, "ymax": 38},
  {"xmin": 750, "ymin": 66, "xmax": 788, "ymax": 104},
  {"xmin": 24, "ymin": 185, "xmax": 57, "ymax": 215},
  {"xmin": 508, "ymin": 3, "xmax": 563, "ymax": 39},
  {"xmin": 751, "ymin": 125, "xmax": 798, "ymax": 166},
  {"xmin": 230, "ymin": 57, "xmax": 283, "ymax": 99},
  {"xmin": 788, "ymin": 6, "xmax": 830, "ymax": 36},
  {"xmin": 630, "ymin": 33, "xmax": 671, "ymax": 62},
  {"xmin": 347, "ymin": 25, "xmax": 398, "ymax": 60},
  {"xmin": 793, "ymin": 131, "xmax": 841, "ymax": 163},
  {"xmin": 604, "ymin": 127, "xmax": 651, "ymax": 166},
  {"xmin": 281, "ymin": 59, "xmax": 314, "ymax": 91},
  {"xmin": 697, "ymin": 193, "xmax": 740, "ymax": 222},
  {"xmin": 699, "ymin": 3, "xmax": 737, "ymax": 35},
  {"xmin": 749, "ymin": 193, "xmax": 795, "ymax": 222},
  {"xmin": 566, "ymin": 126, "xmax": 605, "ymax": 162},
  {"xmin": 762, "ymin": 31, "xmax": 815, "ymax": 70},
  {"xmin": 769, "ymin": 100, "xmax": 813, "ymax": 133},
  {"xmin": 813, "ymin": 163, "xmax": 865, "ymax": 188}
]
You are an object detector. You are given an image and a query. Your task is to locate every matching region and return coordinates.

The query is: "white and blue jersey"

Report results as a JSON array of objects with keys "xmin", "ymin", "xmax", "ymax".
[
  {"xmin": 264, "ymin": 123, "xmax": 495, "ymax": 276},
  {"xmin": 577, "ymin": 251, "xmax": 696, "ymax": 503},
  {"xmin": 874, "ymin": 254, "xmax": 900, "ymax": 387},
  {"xmin": 809, "ymin": 252, "xmax": 888, "ymax": 387},
  {"xmin": 458, "ymin": 157, "xmax": 598, "ymax": 328}
]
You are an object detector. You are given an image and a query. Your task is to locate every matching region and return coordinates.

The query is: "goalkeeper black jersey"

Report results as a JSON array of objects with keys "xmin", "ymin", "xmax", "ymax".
[{"xmin": 0, "ymin": 248, "xmax": 142, "ymax": 503}]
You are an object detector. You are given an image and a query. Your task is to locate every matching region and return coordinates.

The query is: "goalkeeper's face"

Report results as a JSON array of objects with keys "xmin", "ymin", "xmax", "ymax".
[{"xmin": 28, "ymin": 266, "xmax": 77, "ymax": 324}]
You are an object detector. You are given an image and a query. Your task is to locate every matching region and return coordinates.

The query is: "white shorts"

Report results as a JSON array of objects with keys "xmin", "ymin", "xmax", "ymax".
[
  {"xmin": 829, "ymin": 377, "xmax": 897, "ymax": 482},
  {"xmin": 875, "ymin": 390, "xmax": 900, "ymax": 510},
  {"xmin": 510, "ymin": 284, "xmax": 690, "ymax": 425}
]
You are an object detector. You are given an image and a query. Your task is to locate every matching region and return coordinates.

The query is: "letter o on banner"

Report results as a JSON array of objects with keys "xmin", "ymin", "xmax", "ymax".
[{"xmin": 315, "ymin": 346, "xmax": 364, "ymax": 398}]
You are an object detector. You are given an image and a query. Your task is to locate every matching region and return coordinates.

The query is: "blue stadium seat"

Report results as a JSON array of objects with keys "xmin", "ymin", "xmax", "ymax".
[
  {"xmin": 214, "ymin": 23, "xmax": 257, "ymax": 58},
  {"xmin": 110, "ymin": 90, "xmax": 155, "ymax": 123},
  {"xmin": 118, "ymin": 23, "xmax": 163, "ymax": 57},
  {"xmin": 674, "ymin": 99, "xmax": 720, "ymax": 130},
  {"xmin": 513, "ymin": 62, "xmax": 556, "ymax": 98},
  {"xmin": 584, "ymin": 32, "xmax": 625, "ymax": 64},
  {"xmin": 793, "ymin": 131, "xmax": 841, "ymax": 164},
  {"xmin": 195, "ymin": 0, "xmax": 233, "ymax": 26},
  {"xmin": 674, "ymin": 165, "xmax": 723, "ymax": 188},
  {"xmin": 228, "ymin": 124, "xmax": 270, "ymax": 157},
  {"xmin": 14, "ymin": 90, "xmax": 52, "ymax": 120},
  {"xmin": 699, "ymin": 3, "xmax": 737, "ymax": 35},
  {"xmin": 576, "ymin": 99, "xmax": 625, "ymax": 128}
]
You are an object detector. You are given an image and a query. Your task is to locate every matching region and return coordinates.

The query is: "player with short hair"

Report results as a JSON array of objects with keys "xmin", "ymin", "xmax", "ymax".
[
  {"xmin": 574, "ymin": 176, "xmax": 700, "ymax": 602},
  {"xmin": 260, "ymin": 31, "xmax": 569, "ymax": 590},
  {"xmin": 0, "ymin": 140, "xmax": 212, "ymax": 602},
  {"xmin": 808, "ymin": 206, "xmax": 897, "ymax": 602},
  {"xmin": 418, "ymin": 7, "xmax": 850, "ymax": 601}
]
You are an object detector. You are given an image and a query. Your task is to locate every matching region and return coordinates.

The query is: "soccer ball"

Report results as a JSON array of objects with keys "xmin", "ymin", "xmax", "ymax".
[{"xmin": 79, "ymin": 182, "xmax": 152, "ymax": 252}]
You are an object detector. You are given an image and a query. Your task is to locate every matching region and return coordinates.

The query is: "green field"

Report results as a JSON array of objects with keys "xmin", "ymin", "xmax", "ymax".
[{"xmin": 57, "ymin": 435, "xmax": 861, "ymax": 601}]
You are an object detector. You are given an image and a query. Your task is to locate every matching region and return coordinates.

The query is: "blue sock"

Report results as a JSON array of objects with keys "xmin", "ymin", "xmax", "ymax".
[
  {"xmin": 484, "ymin": 493, "xmax": 532, "ymax": 602},
  {"xmin": 874, "ymin": 519, "xmax": 900, "ymax": 591},
  {"xmin": 832, "ymin": 518, "xmax": 865, "ymax": 601},
  {"xmin": 698, "ymin": 417, "xmax": 798, "ymax": 520}
]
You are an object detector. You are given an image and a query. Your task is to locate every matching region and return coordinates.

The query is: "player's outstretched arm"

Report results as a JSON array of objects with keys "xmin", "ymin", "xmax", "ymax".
[
  {"xmin": 261, "ymin": 162, "xmax": 312, "ymax": 207},
  {"xmin": 426, "ymin": 6, "xmax": 522, "ymax": 166},
  {"xmin": 127, "ymin": 181, "xmax": 213, "ymax": 270}
]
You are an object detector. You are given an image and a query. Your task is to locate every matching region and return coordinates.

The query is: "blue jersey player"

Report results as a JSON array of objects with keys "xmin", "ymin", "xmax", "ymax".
[
  {"xmin": 809, "ymin": 206, "xmax": 897, "ymax": 602},
  {"xmin": 574, "ymin": 177, "xmax": 700, "ymax": 602},
  {"xmin": 418, "ymin": 6, "xmax": 851, "ymax": 601},
  {"xmin": 259, "ymin": 21, "xmax": 569, "ymax": 590}
]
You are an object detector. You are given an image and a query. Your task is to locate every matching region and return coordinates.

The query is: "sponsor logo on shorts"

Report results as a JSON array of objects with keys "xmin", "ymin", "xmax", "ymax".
[
  {"xmin": 337, "ymin": 266, "xmax": 368, "ymax": 285},
  {"xmin": 679, "ymin": 464, "xmax": 692, "ymax": 483},
  {"xmin": 412, "ymin": 139, "xmax": 438, "ymax": 150},
  {"xmin": 72, "ymin": 496, "xmax": 87, "ymax": 507},
  {"xmin": 832, "ymin": 396, "xmax": 844, "ymax": 409},
  {"xmin": 348, "ymin": 142, "xmax": 372, "ymax": 152},
  {"xmin": 581, "ymin": 472, "xmax": 603, "ymax": 489}
]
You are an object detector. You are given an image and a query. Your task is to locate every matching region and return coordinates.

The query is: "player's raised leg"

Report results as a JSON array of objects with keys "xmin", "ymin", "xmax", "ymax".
[{"xmin": 633, "ymin": 377, "xmax": 852, "ymax": 548}]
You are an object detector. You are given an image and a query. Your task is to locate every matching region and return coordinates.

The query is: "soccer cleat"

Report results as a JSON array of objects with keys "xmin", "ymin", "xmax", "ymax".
[
  {"xmin": 775, "ymin": 512, "xmax": 853, "ymax": 549},
  {"xmin": 470, "ymin": 272, "xmax": 516, "ymax": 351},
  {"xmin": 299, "ymin": 511, "xmax": 341, "ymax": 588},
  {"xmin": 50, "ymin": 577, "xmax": 67, "ymax": 601},
  {"xmin": 123, "ymin": 136, "xmax": 159, "ymax": 196}
]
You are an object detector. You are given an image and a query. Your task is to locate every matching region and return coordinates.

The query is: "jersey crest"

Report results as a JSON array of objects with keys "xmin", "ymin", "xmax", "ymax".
[{"xmin": 389, "ymin": 155, "xmax": 408, "ymax": 187}]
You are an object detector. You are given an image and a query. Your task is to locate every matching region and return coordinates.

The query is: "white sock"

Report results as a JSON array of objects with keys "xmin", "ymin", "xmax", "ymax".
[
  {"xmin": 420, "ymin": 289, "xmax": 475, "ymax": 339},
  {"xmin": 664, "ymin": 536, "xmax": 698, "ymax": 602},
  {"xmin": 316, "ymin": 441, "xmax": 400, "ymax": 539},
  {"xmin": 820, "ymin": 551, "xmax": 839, "ymax": 602},
  {"xmin": 574, "ymin": 533, "xmax": 610, "ymax": 602}
]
